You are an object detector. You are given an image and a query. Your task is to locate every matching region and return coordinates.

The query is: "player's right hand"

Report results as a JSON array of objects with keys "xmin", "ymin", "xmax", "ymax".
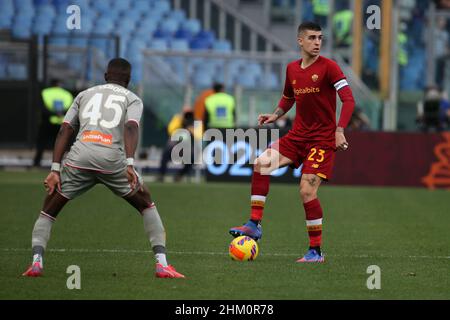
[
  {"xmin": 126, "ymin": 166, "xmax": 138, "ymax": 190},
  {"xmin": 258, "ymin": 114, "xmax": 278, "ymax": 126},
  {"xmin": 44, "ymin": 172, "xmax": 61, "ymax": 195}
]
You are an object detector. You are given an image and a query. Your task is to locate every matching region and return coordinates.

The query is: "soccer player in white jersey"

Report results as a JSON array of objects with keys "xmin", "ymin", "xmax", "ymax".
[{"xmin": 22, "ymin": 58, "xmax": 185, "ymax": 278}]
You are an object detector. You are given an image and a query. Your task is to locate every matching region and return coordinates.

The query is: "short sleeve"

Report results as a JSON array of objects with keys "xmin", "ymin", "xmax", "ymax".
[
  {"xmin": 63, "ymin": 93, "xmax": 81, "ymax": 128},
  {"xmin": 125, "ymin": 97, "xmax": 143, "ymax": 126},
  {"xmin": 328, "ymin": 60, "xmax": 348, "ymax": 91}
]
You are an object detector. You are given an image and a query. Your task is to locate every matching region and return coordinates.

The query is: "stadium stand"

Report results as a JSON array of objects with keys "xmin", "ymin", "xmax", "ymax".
[{"xmin": 0, "ymin": 0, "xmax": 281, "ymax": 89}]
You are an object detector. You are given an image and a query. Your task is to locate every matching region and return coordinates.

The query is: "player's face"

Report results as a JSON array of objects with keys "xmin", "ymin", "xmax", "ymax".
[{"xmin": 297, "ymin": 30, "xmax": 323, "ymax": 57}]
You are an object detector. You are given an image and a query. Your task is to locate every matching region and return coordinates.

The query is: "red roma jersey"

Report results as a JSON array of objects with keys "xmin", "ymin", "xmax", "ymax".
[{"xmin": 279, "ymin": 56, "xmax": 351, "ymax": 144}]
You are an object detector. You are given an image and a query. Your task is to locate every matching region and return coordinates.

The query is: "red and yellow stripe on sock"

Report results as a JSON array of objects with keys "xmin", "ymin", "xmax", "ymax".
[
  {"xmin": 306, "ymin": 218, "xmax": 322, "ymax": 247},
  {"xmin": 250, "ymin": 195, "xmax": 266, "ymax": 221}
]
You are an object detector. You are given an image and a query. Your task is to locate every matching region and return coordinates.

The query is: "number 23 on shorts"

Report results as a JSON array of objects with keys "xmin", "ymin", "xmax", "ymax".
[{"xmin": 307, "ymin": 148, "xmax": 325, "ymax": 163}]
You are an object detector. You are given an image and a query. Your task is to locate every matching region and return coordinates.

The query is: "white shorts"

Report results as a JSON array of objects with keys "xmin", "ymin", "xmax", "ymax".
[{"xmin": 59, "ymin": 165, "xmax": 143, "ymax": 200}]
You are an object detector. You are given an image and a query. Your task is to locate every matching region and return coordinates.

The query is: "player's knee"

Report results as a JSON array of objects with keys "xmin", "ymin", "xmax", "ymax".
[
  {"xmin": 300, "ymin": 185, "xmax": 317, "ymax": 202},
  {"xmin": 253, "ymin": 158, "xmax": 262, "ymax": 173},
  {"xmin": 254, "ymin": 153, "xmax": 273, "ymax": 173},
  {"xmin": 137, "ymin": 200, "xmax": 153, "ymax": 213},
  {"xmin": 139, "ymin": 189, "xmax": 154, "ymax": 211},
  {"xmin": 126, "ymin": 189, "xmax": 153, "ymax": 213}
]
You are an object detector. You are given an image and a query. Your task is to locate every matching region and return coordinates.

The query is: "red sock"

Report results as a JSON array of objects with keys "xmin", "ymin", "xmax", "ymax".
[
  {"xmin": 303, "ymin": 198, "xmax": 323, "ymax": 247},
  {"xmin": 250, "ymin": 171, "xmax": 270, "ymax": 222}
]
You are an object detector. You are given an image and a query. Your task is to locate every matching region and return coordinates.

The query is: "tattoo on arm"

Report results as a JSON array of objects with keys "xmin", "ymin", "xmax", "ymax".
[{"xmin": 274, "ymin": 108, "xmax": 285, "ymax": 119}]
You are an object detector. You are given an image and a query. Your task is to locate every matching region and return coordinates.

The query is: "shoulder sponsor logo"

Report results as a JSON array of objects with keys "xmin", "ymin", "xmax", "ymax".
[
  {"xmin": 294, "ymin": 87, "xmax": 321, "ymax": 95},
  {"xmin": 81, "ymin": 130, "xmax": 113, "ymax": 145}
]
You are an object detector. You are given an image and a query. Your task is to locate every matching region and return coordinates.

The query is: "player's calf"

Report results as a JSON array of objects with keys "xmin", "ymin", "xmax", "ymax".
[
  {"xmin": 23, "ymin": 211, "xmax": 56, "ymax": 277},
  {"xmin": 125, "ymin": 186, "xmax": 185, "ymax": 278}
]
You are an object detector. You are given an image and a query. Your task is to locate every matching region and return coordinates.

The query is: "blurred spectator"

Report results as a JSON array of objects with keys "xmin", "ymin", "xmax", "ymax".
[
  {"xmin": 204, "ymin": 83, "xmax": 236, "ymax": 129},
  {"xmin": 347, "ymin": 106, "xmax": 371, "ymax": 131},
  {"xmin": 439, "ymin": 89, "xmax": 450, "ymax": 128},
  {"xmin": 416, "ymin": 86, "xmax": 449, "ymax": 132},
  {"xmin": 434, "ymin": 0, "xmax": 450, "ymax": 9},
  {"xmin": 193, "ymin": 84, "xmax": 215, "ymax": 132},
  {"xmin": 429, "ymin": 17, "xmax": 450, "ymax": 85},
  {"xmin": 158, "ymin": 106, "xmax": 195, "ymax": 182},
  {"xmin": 311, "ymin": 0, "xmax": 329, "ymax": 28},
  {"xmin": 398, "ymin": 22, "xmax": 409, "ymax": 68},
  {"xmin": 333, "ymin": 5, "xmax": 353, "ymax": 48},
  {"xmin": 33, "ymin": 79, "xmax": 73, "ymax": 167}
]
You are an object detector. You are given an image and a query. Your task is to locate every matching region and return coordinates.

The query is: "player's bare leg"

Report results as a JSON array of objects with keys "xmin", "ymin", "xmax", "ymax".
[
  {"xmin": 125, "ymin": 184, "xmax": 185, "ymax": 278},
  {"xmin": 229, "ymin": 148, "xmax": 293, "ymax": 240},
  {"xmin": 297, "ymin": 173, "xmax": 325, "ymax": 263},
  {"xmin": 23, "ymin": 192, "xmax": 69, "ymax": 276}
]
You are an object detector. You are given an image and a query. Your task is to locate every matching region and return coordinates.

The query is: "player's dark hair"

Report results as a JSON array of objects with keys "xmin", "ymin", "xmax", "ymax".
[
  {"xmin": 213, "ymin": 82, "xmax": 224, "ymax": 92},
  {"xmin": 105, "ymin": 58, "xmax": 131, "ymax": 86},
  {"xmin": 297, "ymin": 21, "xmax": 322, "ymax": 36},
  {"xmin": 107, "ymin": 58, "xmax": 131, "ymax": 74}
]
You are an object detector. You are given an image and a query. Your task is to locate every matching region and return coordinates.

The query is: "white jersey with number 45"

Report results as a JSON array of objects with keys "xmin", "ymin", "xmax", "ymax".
[{"xmin": 63, "ymin": 83, "xmax": 143, "ymax": 173}]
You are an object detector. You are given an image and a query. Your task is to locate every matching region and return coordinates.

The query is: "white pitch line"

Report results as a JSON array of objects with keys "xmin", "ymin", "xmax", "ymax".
[{"xmin": 1, "ymin": 248, "xmax": 449, "ymax": 260}]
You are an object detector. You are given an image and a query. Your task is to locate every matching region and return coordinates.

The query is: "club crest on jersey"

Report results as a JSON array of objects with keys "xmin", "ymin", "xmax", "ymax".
[
  {"xmin": 312, "ymin": 74, "xmax": 319, "ymax": 82},
  {"xmin": 292, "ymin": 80, "xmax": 296, "ymax": 85}
]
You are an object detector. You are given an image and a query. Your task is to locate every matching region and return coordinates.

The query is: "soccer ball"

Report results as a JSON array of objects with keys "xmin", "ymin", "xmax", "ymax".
[{"xmin": 229, "ymin": 236, "xmax": 259, "ymax": 261}]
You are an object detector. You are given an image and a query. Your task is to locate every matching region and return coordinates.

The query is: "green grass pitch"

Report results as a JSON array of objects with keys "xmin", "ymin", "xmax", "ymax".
[{"xmin": 0, "ymin": 171, "xmax": 449, "ymax": 299}]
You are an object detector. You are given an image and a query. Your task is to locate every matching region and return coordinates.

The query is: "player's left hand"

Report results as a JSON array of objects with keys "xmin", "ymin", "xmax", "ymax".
[
  {"xmin": 44, "ymin": 171, "xmax": 61, "ymax": 195},
  {"xmin": 335, "ymin": 131, "xmax": 349, "ymax": 151},
  {"xmin": 126, "ymin": 165, "xmax": 138, "ymax": 190}
]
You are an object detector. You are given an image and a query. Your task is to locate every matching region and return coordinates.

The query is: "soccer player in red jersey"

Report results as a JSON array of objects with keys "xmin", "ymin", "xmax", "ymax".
[{"xmin": 229, "ymin": 22, "xmax": 355, "ymax": 262}]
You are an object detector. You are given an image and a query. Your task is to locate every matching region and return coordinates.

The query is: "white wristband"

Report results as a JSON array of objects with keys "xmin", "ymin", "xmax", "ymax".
[
  {"xmin": 126, "ymin": 158, "xmax": 134, "ymax": 166},
  {"xmin": 51, "ymin": 162, "xmax": 61, "ymax": 172}
]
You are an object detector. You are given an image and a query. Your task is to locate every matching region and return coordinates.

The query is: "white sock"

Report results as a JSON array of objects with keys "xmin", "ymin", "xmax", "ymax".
[
  {"xmin": 155, "ymin": 253, "xmax": 168, "ymax": 267},
  {"xmin": 32, "ymin": 213, "xmax": 54, "ymax": 250},
  {"xmin": 33, "ymin": 254, "xmax": 43, "ymax": 268},
  {"xmin": 142, "ymin": 206, "xmax": 166, "ymax": 248}
]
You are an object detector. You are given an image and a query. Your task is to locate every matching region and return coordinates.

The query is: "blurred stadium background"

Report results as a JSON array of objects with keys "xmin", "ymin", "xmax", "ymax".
[{"xmin": 0, "ymin": 0, "xmax": 448, "ymax": 184}]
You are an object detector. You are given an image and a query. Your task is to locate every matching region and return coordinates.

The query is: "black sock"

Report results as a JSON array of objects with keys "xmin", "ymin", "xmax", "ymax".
[
  {"xmin": 250, "ymin": 219, "xmax": 261, "ymax": 225},
  {"xmin": 309, "ymin": 246, "xmax": 321, "ymax": 255},
  {"xmin": 152, "ymin": 245, "xmax": 166, "ymax": 255},
  {"xmin": 32, "ymin": 245, "xmax": 45, "ymax": 256}
]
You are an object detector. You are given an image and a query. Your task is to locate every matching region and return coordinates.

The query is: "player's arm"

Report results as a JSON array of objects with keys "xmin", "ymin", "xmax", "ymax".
[
  {"xmin": 124, "ymin": 120, "xmax": 139, "ymax": 189},
  {"xmin": 330, "ymin": 63, "xmax": 355, "ymax": 151},
  {"xmin": 258, "ymin": 107, "xmax": 286, "ymax": 125},
  {"xmin": 44, "ymin": 93, "xmax": 81, "ymax": 195},
  {"xmin": 259, "ymin": 66, "xmax": 295, "ymax": 126},
  {"xmin": 124, "ymin": 98, "xmax": 144, "ymax": 189},
  {"xmin": 335, "ymin": 84, "xmax": 355, "ymax": 151},
  {"xmin": 124, "ymin": 120, "xmax": 139, "ymax": 158},
  {"xmin": 44, "ymin": 123, "xmax": 75, "ymax": 195}
]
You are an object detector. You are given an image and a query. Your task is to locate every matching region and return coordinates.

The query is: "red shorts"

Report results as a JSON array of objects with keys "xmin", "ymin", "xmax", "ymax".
[{"xmin": 270, "ymin": 133, "xmax": 336, "ymax": 180}]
